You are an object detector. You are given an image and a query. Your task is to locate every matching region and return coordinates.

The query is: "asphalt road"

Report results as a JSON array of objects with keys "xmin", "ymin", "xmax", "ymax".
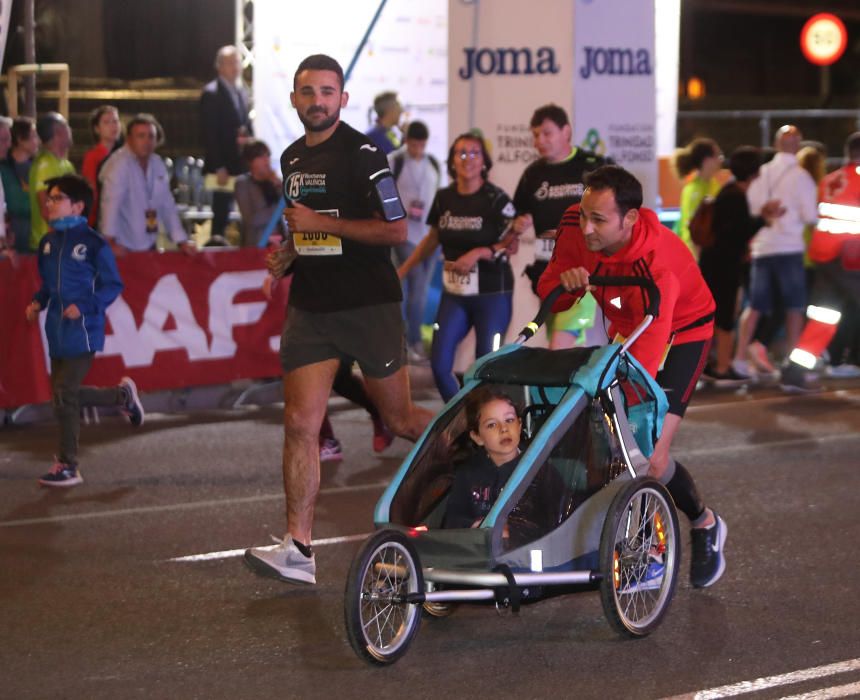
[{"xmin": 2, "ymin": 377, "xmax": 859, "ymax": 699}]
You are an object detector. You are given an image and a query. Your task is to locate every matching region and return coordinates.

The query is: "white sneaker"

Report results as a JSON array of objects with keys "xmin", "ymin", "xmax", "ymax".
[
  {"xmin": 731, "ymin": 358, "xmax": 756, "ymax": 379},
  {"xmin": 244, "ymin": 535, "xmax": 316, "ymax": 585},
  {"xmin": 119, "ymin": 376, "xmax": 145, "ymax": 427}
]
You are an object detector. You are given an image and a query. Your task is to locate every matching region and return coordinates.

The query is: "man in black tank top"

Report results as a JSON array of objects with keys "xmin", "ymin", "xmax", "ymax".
[{"xmin": 244, "ymin": 55, "xmax": 433, "ymax": 586}]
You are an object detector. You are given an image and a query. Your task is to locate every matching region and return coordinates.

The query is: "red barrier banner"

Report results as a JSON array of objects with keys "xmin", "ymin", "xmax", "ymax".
[{"xmin": 0, "ymin": 249, "xmax": 285, "ymax": 408}]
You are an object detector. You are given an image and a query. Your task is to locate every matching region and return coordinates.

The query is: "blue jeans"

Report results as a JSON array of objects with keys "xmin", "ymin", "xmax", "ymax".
[
  {"xmin": 749, "ymin": 253, "xmax": 806, "ymax": 314},
  {"xmin": 393, "ymin": 242, "xmax": 434, "ymax": 346},
  {"xmin": 431, "ymin": 291, "xmax": 513, "ymax": 401}
]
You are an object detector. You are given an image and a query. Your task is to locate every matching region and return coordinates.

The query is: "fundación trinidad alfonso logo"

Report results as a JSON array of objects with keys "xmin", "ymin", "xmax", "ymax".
[{"xmin": 580, "ymin": 128, "xmax": 607, "ymax": 156}]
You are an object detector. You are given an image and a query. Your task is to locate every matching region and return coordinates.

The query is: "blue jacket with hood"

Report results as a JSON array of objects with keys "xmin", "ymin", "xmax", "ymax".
[{"xmin": 33, "ymin": 217, "xmax": 124, "ymax": 358}]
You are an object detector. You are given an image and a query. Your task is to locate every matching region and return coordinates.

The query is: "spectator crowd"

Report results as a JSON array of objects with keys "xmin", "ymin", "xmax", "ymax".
[{"xmin": 3, "ymin": 45, "xmax": 859, "ymax": 488}]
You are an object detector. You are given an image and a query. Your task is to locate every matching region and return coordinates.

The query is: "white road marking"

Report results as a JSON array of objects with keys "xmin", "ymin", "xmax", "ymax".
[
  {"xmin": 0, "ymin": 481, "xmax": 389, "ymax": 528},
  {"xmin": 682, "ymin": 431, "xmax": 856, "ymax": 459},
  {"xmin": 166, "ymin": 431, "xmax": 858, "ymax": 565},
  {"xmin": 3, "ymin": 432, "xmax": 859, "ymax": 530},
  {"xmin": 2, "ymin": 390, "xmax": 857, "ymax": 531},
  {"xmin": 168, "ymin": 532, "xmax": 372, "ymax": 563},
  {"xmin": 779, "ymin": 681, "xmax": 860, "ymax": 699},
  {"xmin": 686, "ymin": 388, "xmax": 859, "ymax": 413},
  {"xmin": 662, "ymin": 657, "xmax": 860, "ymax": 699}
]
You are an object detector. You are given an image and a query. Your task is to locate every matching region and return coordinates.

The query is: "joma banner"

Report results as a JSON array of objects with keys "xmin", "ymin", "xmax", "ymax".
[{"xmin": 0, "ymin": 249, "xmax": 285, "ymax": 408}]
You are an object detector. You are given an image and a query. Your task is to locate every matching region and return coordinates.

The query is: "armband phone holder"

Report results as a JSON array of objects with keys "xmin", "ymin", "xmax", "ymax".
[{"xmin": 371, "ymin": 173, "xmax": 406, "ymax": 222}]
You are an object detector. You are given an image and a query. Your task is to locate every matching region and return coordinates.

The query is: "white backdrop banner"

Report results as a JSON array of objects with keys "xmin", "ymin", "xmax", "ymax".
[
  {"xmin": 253, "ymin": 0, "xmax": 449, "ymax": 167},
  {"xmin": 572, "ymin": 0, "xmax": 658, "ymax": 206},
  {"xmin": 0, "ymin": 0, "xmax": 13, "ymax": 75},
  {"xmin": 448, "ymin": 0, "xmax": 576, "ymax": 351},
  {"xmin": 447, "ymin": 0, "xmax": 575, "ymax": 197}
]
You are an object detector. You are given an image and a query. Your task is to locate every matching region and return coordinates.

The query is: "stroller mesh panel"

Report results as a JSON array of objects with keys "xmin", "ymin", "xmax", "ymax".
[{"xmin": 503, "ymin": 399, "xmax": 625, "ymax": 550}]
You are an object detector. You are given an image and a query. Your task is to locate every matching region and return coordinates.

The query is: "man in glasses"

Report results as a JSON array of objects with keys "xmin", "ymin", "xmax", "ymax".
[
  {"xmin": 244, "ymin": 54, "xmax": 433, "ymax": 586},
  {"xmin": 513, "ymin": 104, "xmax": 608, "ymax": 349}
]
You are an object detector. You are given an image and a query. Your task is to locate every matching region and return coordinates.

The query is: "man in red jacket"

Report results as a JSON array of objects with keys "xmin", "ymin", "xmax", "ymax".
[{"xmin": 538, "ymin": 165, "xmax": 726, "ymax": 589}]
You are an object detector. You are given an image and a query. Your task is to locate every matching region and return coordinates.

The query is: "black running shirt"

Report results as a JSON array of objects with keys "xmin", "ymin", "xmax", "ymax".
[
  {"xmin": 280, "ymin": 121, "xmax": 403, "ymax": 312},
  {"xmin": 426, "ymin": 182, "xmax": 516, "ymax": 295},
  {"xmin": 513, "ymin": 149, "xmax": 607, "ymax": 262}
]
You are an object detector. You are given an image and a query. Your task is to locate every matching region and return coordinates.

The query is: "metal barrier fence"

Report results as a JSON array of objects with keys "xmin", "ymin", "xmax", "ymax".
[{"xmin": 678, "ymin": 108, "xmax": 860, "ymax": 152}]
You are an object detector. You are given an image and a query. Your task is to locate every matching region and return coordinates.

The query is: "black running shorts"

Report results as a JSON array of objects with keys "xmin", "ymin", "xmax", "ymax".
[
  {"xmin": 280, "ymin": 302, "xmax": 406, "ymax": 378},
  {"xmin": 655, "ymin": 339, "xmax": 712, "ymax": 417}
]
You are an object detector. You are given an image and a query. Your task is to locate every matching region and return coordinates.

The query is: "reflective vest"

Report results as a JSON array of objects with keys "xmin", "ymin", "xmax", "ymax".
[{"xmin": 810, "ymin": 164, "xmax": 860, "ymax": 264}]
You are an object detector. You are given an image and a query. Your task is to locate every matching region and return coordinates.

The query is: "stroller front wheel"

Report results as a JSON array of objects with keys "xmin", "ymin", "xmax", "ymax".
[
  {"xmin": 599, "ymin": 477, "xmax": 680, "ymax": 637},
  {"xmin": 344, "ymin": 530, "xmax": 423, "ymax": 665}
]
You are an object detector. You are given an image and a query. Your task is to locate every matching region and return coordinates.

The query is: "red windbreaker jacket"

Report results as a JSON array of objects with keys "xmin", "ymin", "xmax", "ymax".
[{"xmin": 537, "ymin": 205, "xmax": 715, "ymax": 377}]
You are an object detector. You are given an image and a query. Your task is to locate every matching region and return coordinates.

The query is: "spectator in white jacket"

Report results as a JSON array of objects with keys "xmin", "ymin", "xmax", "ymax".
[{"xmin": 733, "ymin": 125, "xmax": 818, "ymax": 377}]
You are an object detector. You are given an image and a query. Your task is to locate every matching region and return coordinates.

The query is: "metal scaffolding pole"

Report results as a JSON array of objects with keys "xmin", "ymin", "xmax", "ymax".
[
  {"xmin": 235, "ymin": 0, "xmax": 254, "ymax": 85},
  {"xmin": 22, "ymin": 0, "xmax": 36, "ymax": 116}
]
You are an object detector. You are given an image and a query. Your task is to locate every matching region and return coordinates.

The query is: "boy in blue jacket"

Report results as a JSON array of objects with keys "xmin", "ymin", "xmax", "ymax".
[{"xmin": 25, "ymin": 174, "xmax": 144, "ymax": 487}]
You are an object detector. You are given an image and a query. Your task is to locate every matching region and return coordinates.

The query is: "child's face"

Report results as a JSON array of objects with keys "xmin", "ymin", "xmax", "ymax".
[
  {"xmin": 470, "ymin": 398, "xmax": 521, "ymax": 466},
  {"xmin": 45, "ymin": 187, "xmax": 84, "ymax": 220}
]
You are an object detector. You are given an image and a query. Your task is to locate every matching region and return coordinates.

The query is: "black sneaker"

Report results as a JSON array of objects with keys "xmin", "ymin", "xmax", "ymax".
[
  {"xmin": 779, "ymin": 363, "xmax": 820, "ymax": 394},
  {"xmin": 120, "ymin": 376, "xmax": 145, "ymax": 426},
  {"xmin": 704, "ymin": 365, "xmax": 750, "ymax": 387},
  {"xmin": 39, "ymin": 461, "xmax": 83, "ymax": 488},
  {"xmin": 690, "ymin": 514, "xmax": 727, "ymax": 588}
]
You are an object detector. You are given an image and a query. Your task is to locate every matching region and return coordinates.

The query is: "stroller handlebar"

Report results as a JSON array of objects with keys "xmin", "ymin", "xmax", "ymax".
[{"xmin": 516, "ymin": 275, "xmax": 661, "ymax": 343}]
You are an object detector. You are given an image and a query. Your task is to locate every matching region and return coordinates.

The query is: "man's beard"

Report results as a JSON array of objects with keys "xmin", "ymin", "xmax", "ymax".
[{"xmin": 298, "ymin": 107, "xmax": 340, "ymax": 133}]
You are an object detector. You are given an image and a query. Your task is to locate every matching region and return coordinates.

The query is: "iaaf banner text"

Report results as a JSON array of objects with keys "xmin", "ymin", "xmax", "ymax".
[{"xmin": 0, "ymin": 249, "xmax": 285, "ymax": 408}]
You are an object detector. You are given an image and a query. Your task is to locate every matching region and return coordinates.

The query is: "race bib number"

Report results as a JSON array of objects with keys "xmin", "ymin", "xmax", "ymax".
[
  {"xmin": 292, "ymin": 209, "xmax": 342, "ymax": 256},
  {"xmin": 292, "ymin": 232, "xmax": 343, "ymax": 256},
  {"xmin": 443, "ymin": 261, "xmax": 479, "ymax": 296},
  {"xmin": 535, "ymin": 235, "xmax": 555, "ymax": 262}
]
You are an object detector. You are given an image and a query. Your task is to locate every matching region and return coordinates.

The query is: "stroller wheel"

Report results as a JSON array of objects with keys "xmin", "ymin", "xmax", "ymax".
[
  {"xmin": 344, "ymin": 530, "xmax": 423, "ymax": 665},
  {"xmin": 599, "ymin": 477, "xmax": 680, "ymax": 637}
]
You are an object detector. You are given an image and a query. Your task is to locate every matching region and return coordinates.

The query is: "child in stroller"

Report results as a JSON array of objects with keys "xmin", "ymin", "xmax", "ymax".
[{"xmin": 443, "ymin": 387, "xmax": 523, "ymax": 529}]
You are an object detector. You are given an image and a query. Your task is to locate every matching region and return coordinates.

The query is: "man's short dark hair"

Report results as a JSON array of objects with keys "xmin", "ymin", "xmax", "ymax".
[
  {"xmin": 36, "ymin": 112, "xmax": 67, "ymax": 144},
  {"xmin": 530, "ymin": 104, "xmax": 569, "ymax": 130},
  {"xmin": 728, "ymin": 146, "xmax": 761, "ymax": 182},
  {"xmin": 45, "ymin": 174, "xmax": 93, "ymax": 218},
  {"xmin": 241, "ymin": 139, "xmax": 271, "ymax": 164},
  {"xmin": 584, "ymin": 165, "xmax": 643, "ymax": 217},
  {"xmin": 11, "ymin": 116, "xmax": 35, "ymax": 146},
  {"xmin": 846, "ymin": 132, "xmax": 860, "ymax": 162},
  {"xmin": 406, "ymin": 121, "xmax": 429, "ymax": 141},
  {"xmin": 126, "ymin": 113, "xmax": 165, "ymax": 146},
  {"xmin": 372, "ymin": 91, "xmax": 398, "ymax": 118},
  {"xmin": 293, "ymin": 54, "xmax": 344, "ymax": 90}
]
